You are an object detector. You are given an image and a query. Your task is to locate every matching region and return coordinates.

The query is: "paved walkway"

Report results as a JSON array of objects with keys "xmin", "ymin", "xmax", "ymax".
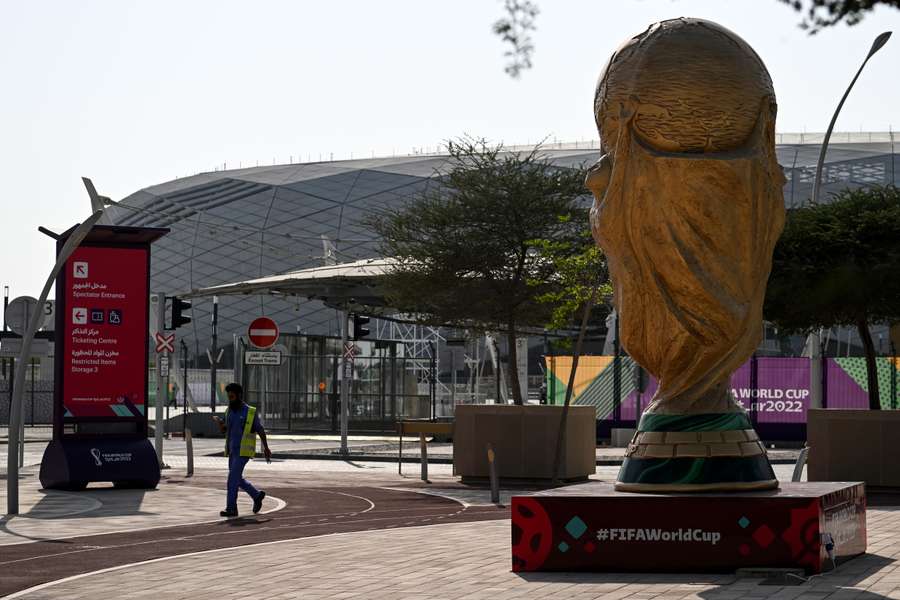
[
  {"xmin": 0, "ymin": 473, "xmax": 282, "ymax": 545},
  {"xmin": 10, "ymin": 514, "xmax": 900, "ymax": 600}
]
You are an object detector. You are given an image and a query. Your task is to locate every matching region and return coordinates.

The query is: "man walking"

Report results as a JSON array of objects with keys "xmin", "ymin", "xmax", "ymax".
[{"xmin": 213, "ymin": 383, "xmax": 272, "ymax": 517}]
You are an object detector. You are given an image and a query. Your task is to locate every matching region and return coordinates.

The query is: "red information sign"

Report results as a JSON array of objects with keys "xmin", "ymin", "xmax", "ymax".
[
  {"xmin": 62, "ymin": 246, "xmax": 149, "ymax": 418},
  {"xmin": 248, "ymin": 317, "xmax": 279, "ymax": 349}
]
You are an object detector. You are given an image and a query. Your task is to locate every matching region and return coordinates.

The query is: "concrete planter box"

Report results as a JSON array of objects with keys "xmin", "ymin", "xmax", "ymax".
[
  {"xmin": 808, "ymin": 408, "xmax": 900, "ymax": 488},
  {"xmin": 453, "ymin": 404, "xmax": 596, "ymax": 482}
]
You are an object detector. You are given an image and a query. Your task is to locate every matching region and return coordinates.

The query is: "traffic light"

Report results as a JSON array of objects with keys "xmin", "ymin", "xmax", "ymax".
[
  {"xmin": 169, "ymin": 296, "xmax": 192, "ymax": 329},
  {"xmin": 351, "ymin": 313, "xmax": 370, "ymax": 341}
]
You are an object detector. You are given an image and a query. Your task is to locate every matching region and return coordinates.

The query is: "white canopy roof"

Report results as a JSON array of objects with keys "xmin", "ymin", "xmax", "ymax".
[{"xmin": 184, "ymin": 257, "xmax": 398, "ymax": 313}]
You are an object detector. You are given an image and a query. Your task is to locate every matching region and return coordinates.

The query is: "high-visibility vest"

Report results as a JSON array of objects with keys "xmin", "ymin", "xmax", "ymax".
[{"xmin": 224, "ymin": 405, "xmax": 257, "ymax": 458}]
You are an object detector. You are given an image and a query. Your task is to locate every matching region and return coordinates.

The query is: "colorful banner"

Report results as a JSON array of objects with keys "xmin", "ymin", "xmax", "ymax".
[
  {"xmin": 827, "ymin": 357, "xmax": 899, "ymax": 410},
  {"xmin": 731, "ymin": 358, "xmax": 810, "ymax": 423},
  {"xmin": 545, "ymin": 355, "xmax": 900, "ymax": 423}
]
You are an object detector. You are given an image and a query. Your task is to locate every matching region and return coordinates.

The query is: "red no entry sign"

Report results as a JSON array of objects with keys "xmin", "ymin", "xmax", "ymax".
[{"xmin": 248, "ymin": 317, "xmax": 279, "ymax": 349}]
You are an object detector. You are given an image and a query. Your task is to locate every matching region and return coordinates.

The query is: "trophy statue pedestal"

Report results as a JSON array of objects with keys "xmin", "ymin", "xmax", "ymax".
[{"xmin": 511, "ymin": 481, "xmax": 865, "ymax": 574}]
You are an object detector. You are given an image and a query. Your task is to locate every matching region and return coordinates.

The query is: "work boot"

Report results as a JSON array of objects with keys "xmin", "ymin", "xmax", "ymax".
[
  {"xmin": 220, "ymin": 509, "xmax": 238, "ymax": 518},
  {"xmin": 253, "ymin": 491, "xmax": 266, "ymax": 514}
]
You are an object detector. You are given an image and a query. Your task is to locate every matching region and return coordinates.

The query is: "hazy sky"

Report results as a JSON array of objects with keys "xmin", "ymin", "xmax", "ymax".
[{"xmin": 1, "ymin": 0, "xmax": 898, "ymax": 297}]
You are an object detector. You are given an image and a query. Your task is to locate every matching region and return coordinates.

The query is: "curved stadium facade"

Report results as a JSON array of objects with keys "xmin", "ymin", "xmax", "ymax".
[{"xmin": 106, "ymin": 133, "xmax": 900, "ymax": 361}]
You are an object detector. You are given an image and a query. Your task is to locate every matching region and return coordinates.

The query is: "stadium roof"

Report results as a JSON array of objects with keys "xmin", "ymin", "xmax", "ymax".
[{"xmin": 105, "ymin": 135, "xmax": 899, "ymax": 358}]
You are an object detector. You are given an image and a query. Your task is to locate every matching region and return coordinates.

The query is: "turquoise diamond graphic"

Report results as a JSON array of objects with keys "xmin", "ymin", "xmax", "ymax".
[
  {"xmin": 558, "ymin": 541, "xmax": 570, "ymax": 553},
  {"xmin": 738, "ymin": 516, "xmax": 750, "ymax": 529},
  {"xmin": 565, "ymin": 516, "xmax": 588, "ymax": 539}
]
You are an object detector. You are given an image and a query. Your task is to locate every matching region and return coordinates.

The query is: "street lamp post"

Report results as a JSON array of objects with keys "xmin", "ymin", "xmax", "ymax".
[
  {"xmin": 811, "ymin": 31, "xmax": 891, "ymax": 205},
  {"xmin": 807, "ymin": 31, "xmax": 891, "ymax": 411},
  {"xmin": 7, "ymin": 210, "xmax": 104, "ymax": 515}
]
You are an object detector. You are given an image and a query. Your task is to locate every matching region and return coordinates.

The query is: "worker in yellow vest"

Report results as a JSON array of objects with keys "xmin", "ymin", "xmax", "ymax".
[{"xmin": 212, "ymin": 383, "xmax": 272, "ymax": 517}]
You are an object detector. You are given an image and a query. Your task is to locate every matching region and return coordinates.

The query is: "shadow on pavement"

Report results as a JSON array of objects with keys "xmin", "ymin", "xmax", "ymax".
[
  {"xmin": 516, "ymin": 554, "xmax": 895, "ymax": 598},
  {"xmin": 76, "ymin": 486, "xmax": 156, "ymax": 517}
]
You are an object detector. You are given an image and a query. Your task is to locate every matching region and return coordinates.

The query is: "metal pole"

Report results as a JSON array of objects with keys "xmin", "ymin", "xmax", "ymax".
[
  {"xmin": 450, "ymin": 349, "xmax": 456, "ymax": 407},
  {"xmin": 18, "ymin": 302, "xmax": 30, "ymax": 469},
  {"xmin": 419, "ymin": 432, "xmax": 428, "ymax": 482},
  {"xmin": 182, "ymin": 339, "xmax": 188, "ymax": 436},
  {"xmin": 429, "ymin": 341, "xmax": 436, "ymax": 420},
  {"xmin": 7, "ymin": 210, "xmax": 103, "ymax": 515},
  {"xmin": 154, "ymin": 293, "xmax": 165, "ymax": 467},
  {"xmin": 18, "ymin": 386, "xmax": 24, "ymax": 468},
  {"xmin": 339, "ymin": 308, "xmax": 349, "ymax": 455},
  {"xmin": 808, "ymin": 330, "xmax": 823, "ymax": 409},
  {"xmin": 210, "ymin": 295, "xmax": 218, "ymax": 412},
  {"xmin": 811, "ymin": 32, "xmax": 891, "ymax": 205},
  {"xmin": 30, "ymin": 358, "xmax": 35, "ymax": 427}
]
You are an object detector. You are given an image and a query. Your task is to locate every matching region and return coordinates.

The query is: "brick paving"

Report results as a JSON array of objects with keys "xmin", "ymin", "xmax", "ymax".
[
  {"xmin": 0, "ymin": 475, "xmax": 282, "ymax": 546},
  {"xmin": 10, "ymin": 513, "xmax": 900, "ymax": 600},
  {"xmin": 1, "ymin": 441, "xmax": 893, "ymax": 600}
]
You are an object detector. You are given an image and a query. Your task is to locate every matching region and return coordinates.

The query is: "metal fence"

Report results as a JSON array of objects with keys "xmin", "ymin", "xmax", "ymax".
[{"xmin": 240, "ymin": 334, "xmax": 435, "ymax": 433}]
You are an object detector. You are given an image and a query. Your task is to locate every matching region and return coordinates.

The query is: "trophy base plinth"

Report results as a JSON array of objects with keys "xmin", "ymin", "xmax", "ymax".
[{"xmin": 616, "ymin": 411, "xmax": 778, "ymax": 493}]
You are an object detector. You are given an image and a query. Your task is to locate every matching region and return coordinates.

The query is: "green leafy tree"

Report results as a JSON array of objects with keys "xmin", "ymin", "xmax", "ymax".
[
  {"xmin": 367, "ymin": 138, "xmax": 590, "ymax": 404},
  {"xmin": 532, "ymin": 232, "xmax": 611, "ymax": 479},
  {"xmin": 765, "ymin": 186, "xmax": 900, "ymax": 410}
]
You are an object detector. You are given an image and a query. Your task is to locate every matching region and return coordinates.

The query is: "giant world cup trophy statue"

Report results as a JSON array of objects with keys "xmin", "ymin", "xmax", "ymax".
[{"xmin": 587, "ymin": 18, "xmax": 786, "ymax": 492}]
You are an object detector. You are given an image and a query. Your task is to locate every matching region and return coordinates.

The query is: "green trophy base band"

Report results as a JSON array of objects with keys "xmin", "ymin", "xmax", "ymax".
[
  {"xmin": 615, "ymin": 455, "xmax": 778, "ymax": 492},
  {"xmin": 638, "ymin": 411, "xmax": 752, "ymax": 432},
  {"xmin": 618, "ymin": 411, "xmax": 778, "ymax": 492}
]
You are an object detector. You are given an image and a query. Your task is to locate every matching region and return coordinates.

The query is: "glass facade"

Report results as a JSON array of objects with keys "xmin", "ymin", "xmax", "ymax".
[{"xmin": 108, "ymin": 142, "xmax": 900, "ymax": 364}]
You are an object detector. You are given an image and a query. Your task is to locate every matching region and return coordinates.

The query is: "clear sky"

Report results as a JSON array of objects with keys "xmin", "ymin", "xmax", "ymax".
[{"xmin": 1, "ymin": 0, "xmax": 898, "ymax": 297}]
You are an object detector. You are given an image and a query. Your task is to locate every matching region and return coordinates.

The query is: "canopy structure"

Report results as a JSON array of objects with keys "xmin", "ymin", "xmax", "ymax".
[{"xmin": 184, "ymin": 257, "xmax": 398, "ymax": 315}]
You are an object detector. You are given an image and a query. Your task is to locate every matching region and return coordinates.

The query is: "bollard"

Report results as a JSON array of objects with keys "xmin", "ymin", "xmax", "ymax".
[
  {"xmin": 186, "ymin": 428, "xmax": 194, "ymax": 477},
  {"xmin": 487, "ymin": 443, "xmax": 500, "ymax": 504},
  {"xmin": 419, "ymin": 432, "xmax": 428, "ymax": 482}
]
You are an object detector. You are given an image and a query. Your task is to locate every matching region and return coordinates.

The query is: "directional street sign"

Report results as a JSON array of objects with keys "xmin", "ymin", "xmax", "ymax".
[
  {"xmin": 245, "ymin": 351, "xmax": 283, "ymax": 366},
  {"xmin": 248, "ymin": 317, "xmax": 279, "ymax": 349},
  {"xmin": 154, "ymin": 331, "xmax": 175, "ymax": 353}
]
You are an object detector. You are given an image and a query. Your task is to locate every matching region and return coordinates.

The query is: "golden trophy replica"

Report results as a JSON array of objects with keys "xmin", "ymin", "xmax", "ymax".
[{"xmin": 587, "ymin": 18, "xmax": 786, "ymax": 492}]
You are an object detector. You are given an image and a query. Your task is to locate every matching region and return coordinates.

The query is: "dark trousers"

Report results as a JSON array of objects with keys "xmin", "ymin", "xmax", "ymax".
[{"xmin": 226, "ymin": 454, "xmax": 259, "ymax": 511}]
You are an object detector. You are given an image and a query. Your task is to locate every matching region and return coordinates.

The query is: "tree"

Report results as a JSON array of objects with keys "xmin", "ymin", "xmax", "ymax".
[
  {"xmin": 492, "ymin": 0, "xmax": 539, "ymax": 78},
  {"xmin": 493, "ymin": 0, "xmax": 898, "ymax": 76},
  {"xmin": 764, "ymin": 186, "xmax": 900, "ymax": 410},
  {"xmin": 779, "ymin": 0, "xmax": 900, "ymax": 32},
  {"xmin": 530, "ymin": 216, "xmax": 610, "ymax": 478},
  {"xmin": 368, "ymin": 138, "xmax": 590, "ymax": 405}
]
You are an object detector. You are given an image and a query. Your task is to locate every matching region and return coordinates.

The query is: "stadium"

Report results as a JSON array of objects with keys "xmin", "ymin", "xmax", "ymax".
[{"xmin": 102, "ymin": 133, "xmax": 900, "ymax": 434}]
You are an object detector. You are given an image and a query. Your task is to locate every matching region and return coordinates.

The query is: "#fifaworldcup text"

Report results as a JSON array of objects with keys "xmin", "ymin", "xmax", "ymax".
[{"xmin": 597, "ymin": 528, "xmax": 722, "ymax": 545}]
